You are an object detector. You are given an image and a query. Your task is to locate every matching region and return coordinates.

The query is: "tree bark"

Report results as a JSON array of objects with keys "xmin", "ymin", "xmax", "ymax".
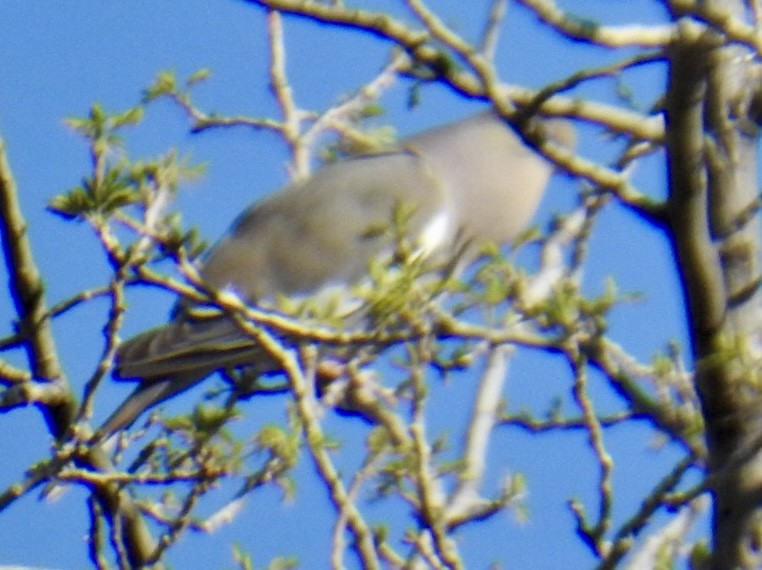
[{"xmin": 666, "ymin": 2, "xmax": 762, "ymax": 567}]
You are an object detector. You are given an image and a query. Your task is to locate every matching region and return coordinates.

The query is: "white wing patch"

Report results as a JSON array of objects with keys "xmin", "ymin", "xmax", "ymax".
[{"xmin": 415, "ymin": 209, "xmax": 452, "ymax": 260}]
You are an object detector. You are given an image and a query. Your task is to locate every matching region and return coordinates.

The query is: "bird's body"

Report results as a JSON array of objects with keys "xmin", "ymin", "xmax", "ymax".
[{"xmin": 100, "ymin": 111, "xmax": 574, "ymax": 436}]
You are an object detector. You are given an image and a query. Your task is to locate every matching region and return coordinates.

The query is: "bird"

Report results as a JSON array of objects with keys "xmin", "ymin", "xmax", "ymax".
[{"xmin": 98, "ymin": 110, "xmax": 575, "ymax": 437}]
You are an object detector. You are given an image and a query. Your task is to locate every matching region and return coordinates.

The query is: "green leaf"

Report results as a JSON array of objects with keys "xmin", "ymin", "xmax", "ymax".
[
  {"xmin": 256, "ymin": 424, "xmax": 299, "ymax": 467},
  {"xmin": 111, "ymin": 105, "xmax": 144, "ymax": 128},
  {"xmin": 143, "ymin": 69, "xmax": 178, "ymax": 101},
  {"xmin": 267, "ymin": 557, "xmax": 299, "ymax": 570},
  {"xmin": 89, "ymin": 102, "xmax": 106, "ymax": 127},
  {"xmin": 360, "ymin": 103, "xmax": 384, "ymax": 118},
  {"xmin": 187, "ymin": 67, "xmax": 211, "ymax": 86},
  {"xmin": 48, "ymin": 186, "xmax": 95, "ymax": 220}
]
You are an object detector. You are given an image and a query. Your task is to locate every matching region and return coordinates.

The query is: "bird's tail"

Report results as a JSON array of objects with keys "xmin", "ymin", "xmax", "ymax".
[
  {"xmin": 98, "ymin": 316, "xmax": 268, "ymax": 438},
  {"xmin": 97, "ymin": 371, "xmax": 208, "ymax": 438}
]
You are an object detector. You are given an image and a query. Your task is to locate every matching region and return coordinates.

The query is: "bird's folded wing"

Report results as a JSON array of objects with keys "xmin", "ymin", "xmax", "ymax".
[
  {"xmin": 200, "ymin": 149, "xmax": 453, "ymax": 299},
  {"xmin": 115, "ymin": 317, "xmax": 264, "ymax": 381}
]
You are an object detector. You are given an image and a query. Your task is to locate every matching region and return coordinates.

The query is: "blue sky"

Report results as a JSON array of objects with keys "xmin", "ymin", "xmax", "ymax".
[{"xmin": 0, "ymin": 2, "xmax": 697, "ymax": 569}]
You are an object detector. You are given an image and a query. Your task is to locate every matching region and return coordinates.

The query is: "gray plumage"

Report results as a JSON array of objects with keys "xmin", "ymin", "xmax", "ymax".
[{"xmin": 99, "ymin": 111, "xmax": 574, "ymax": 436}]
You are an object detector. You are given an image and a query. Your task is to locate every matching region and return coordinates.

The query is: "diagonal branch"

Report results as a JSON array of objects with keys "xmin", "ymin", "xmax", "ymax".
[{"xmin": 0, "ymin": 137, "xmax": 74, "ymax": 435}]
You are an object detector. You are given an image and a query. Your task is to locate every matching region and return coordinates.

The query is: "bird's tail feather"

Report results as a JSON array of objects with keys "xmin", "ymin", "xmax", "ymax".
[
  {"xmin": 100, "ymin": 317, "xmax": 271, "ymax": 438},
  {"xmin": 97, "ymin": 371, "xmax": 208, "ymax": 438}
]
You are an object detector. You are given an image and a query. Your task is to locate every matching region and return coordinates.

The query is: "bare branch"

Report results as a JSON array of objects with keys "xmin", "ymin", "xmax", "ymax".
[
  {"xmin": 446, "ymin": 345, "xmax": 511, "ymax": 521},
  {"xmin": 479, "ymin": 0, "xmax": 508, "ymax": 60},
  {"xmin": 0, "ymin": 137, "xmax": 74, "ymax": 435},
  {"xmin": 517, "ymin": 0, "xmax": 674, "ymax": 48}
]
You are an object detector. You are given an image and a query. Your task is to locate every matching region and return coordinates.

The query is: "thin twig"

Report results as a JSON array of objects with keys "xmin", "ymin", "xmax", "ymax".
[{"xmin": 479, "ymin": 0, "xmax": 508, "ymax": 60}]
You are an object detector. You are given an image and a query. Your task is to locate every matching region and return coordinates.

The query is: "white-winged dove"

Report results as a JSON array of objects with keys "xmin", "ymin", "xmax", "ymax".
[{"xmin": 99, "ymin": 111, "xmax": 574, "ymax": 436}]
